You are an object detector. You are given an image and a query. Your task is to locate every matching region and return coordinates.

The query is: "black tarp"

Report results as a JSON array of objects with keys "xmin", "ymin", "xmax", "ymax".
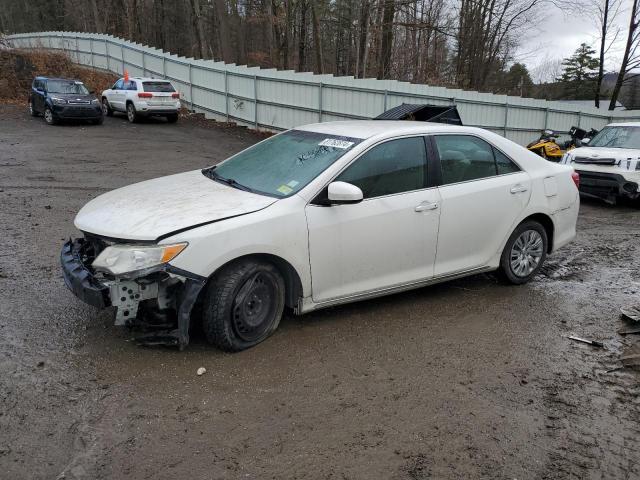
[{"xmin": 374, "ymin": 103, "xmax": 463, "ymax": 125}]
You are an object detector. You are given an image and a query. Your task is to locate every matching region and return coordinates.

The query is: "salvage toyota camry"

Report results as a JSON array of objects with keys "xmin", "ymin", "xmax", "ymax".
[{"xmin": 61, "ymin": 121, "xmax": 580, "ymax": 351}]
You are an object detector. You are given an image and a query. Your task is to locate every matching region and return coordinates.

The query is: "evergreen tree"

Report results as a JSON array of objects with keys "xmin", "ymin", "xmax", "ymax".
[{"xmin": 556, "ymin": 43, "xmax": 599, "ymax": 100}]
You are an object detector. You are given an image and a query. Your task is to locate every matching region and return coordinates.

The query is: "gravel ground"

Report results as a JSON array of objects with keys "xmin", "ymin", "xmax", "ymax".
[{"xmin": 1, "ymin": 104, "xmax": 639, "ymax": 480}]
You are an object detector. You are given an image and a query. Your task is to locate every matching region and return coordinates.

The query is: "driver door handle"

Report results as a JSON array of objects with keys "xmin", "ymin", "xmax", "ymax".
[
  {"xmin": 510, "ymin": 184, "xmax": 528, "ymax": 194},
  {"xmin": 415, "ymin": 202, "xmax": 439, "ymax": 212}
]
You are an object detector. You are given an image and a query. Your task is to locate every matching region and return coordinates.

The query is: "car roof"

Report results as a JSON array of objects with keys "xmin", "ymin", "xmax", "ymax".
[
  {"xmin": 607, "ymin": 122, "xmax": 640, "ymax": 127},
  {"xmin": 295, "ymin": 120, "xmax": 484, "ymax": 140},
  {"xmin": 35, "ymin": 76, "xmax": 82, "ymax": 82},
  {"xmin": 121, "ymin": 77, "xmax": 173, "ymax": 82}
]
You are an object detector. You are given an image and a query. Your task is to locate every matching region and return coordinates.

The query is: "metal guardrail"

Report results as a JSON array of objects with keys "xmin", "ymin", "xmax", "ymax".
[{"xmin": 7, "ymin": 31, "xmax": 640, "ymax": 144}]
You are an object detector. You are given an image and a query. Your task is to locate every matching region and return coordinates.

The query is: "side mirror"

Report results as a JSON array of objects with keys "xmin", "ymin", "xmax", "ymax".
[
  {"xmin": 327, "ymin": 181, "xmax": 363, "ymax": 204},
  {"xmin": 581, "ymin": 138, "xmax": 590, "ymax": 145}
]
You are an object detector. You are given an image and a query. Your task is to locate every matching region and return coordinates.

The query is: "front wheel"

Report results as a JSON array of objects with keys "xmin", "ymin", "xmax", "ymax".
[
  {"xmin": 126, "ymin": 103, "xmax": 138, "ymax": 123},
  {"xmin": 498, "ymin": 221, "xmax": 548, "ymax": 284},
  {"xmin": 202, "ymin": 259, "xmax": 285, "ymax": 352},
  {"xmin": 102, "ymin": 98, "xmax": 113, "ymax": 116},
  {"xmin": 43, "ymin": 107, "xmax": 57, "ymax": 125}
]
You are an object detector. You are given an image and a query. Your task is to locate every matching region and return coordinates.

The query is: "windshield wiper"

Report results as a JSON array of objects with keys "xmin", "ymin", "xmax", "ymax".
[{"xmin": 202, "ymin": 167, "xmax": 255, "ymax": 193}]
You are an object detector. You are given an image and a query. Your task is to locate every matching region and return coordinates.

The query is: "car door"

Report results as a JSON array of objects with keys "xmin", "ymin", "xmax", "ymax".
[
  {"xmin": 305, "ymin": 136, "xmax": 442, "ymax": 303},
  {"xmin": 34, "ymin": 80, "xmax": 46, "ymax": 112},
  {"xmin": 431, "ymin": 134, "xmax": 531, "ymax": 276},
  {"xmin": 108, "ymin": 79, "xmax": 124, "ymax": 111}
]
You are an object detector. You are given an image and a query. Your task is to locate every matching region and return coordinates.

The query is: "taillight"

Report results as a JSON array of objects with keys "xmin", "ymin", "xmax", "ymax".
[
  {"xmin": 172, "ymin": 93, "xmax": 180, "ymax": 99},
  {"xmin": 138, "ymin": 92, "xmax": 153, "ymax": 98},
  {"xmin": 571, "ymin": 171, "xmax": 580, "ymax": 189}
]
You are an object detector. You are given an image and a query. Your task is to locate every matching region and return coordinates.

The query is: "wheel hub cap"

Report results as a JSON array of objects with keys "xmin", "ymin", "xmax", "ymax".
[
  {"xmin": 232, "ymin": 273, "xmax": 276, "ymax": 342},
  {"xmin": 510, "ymin": 230, "xmax": 543, "ymax": 277}
]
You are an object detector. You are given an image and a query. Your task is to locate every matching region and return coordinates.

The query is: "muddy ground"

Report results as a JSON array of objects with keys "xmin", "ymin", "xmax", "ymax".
[{"xmin": 1, "ymin": 104, "xmax": 639, "ymax": 479}]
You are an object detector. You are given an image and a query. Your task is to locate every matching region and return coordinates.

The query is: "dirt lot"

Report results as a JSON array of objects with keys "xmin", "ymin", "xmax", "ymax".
[{"xmin": 1, "ymin": 104, "xmax": 639, "ymax": 479}]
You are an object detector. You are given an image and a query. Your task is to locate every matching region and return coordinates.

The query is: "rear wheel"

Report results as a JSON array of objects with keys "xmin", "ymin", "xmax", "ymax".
[
  {"xmin": 43, "ymin": 107, "xmax": 57, "ymax": 125},
  {"xmin": 202, "ymin": 259, "xmax": 285, "ymax": 352},
  {"xmin": 166, "ymin": 113, "xmax": 178, "ymax": 123},
  {"xmin": 126, "ymin": 102, "xmax": 138, "ymax": 123},
  {"xmin": 102, "ymin": 98, "xmax": 113, "ymax": 116},
  {"xmin": 498, "ymin": 220, "xmax": 548, "ymax": 284}
]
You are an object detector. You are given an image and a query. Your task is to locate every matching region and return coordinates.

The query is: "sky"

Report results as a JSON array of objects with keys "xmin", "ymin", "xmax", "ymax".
[{"xmin": 516, "ymin": 1, "xmax": 632, "ymax": 83}]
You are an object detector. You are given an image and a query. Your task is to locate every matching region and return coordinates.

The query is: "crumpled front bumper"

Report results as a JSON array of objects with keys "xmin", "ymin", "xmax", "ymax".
[
  {"xmin": 60, "ymin": 238, "xmax": 110, "ymax": 309},
  {"xmin": 60, "ymin": 238, "xmax": 206, "ymax": 350}
]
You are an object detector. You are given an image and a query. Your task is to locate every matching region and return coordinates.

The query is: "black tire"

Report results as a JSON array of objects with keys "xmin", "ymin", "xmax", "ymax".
[
  {"xmin": 93, "ymin": 116, "xmax": 104, "ymax": 125},
  {"xmin": 43, "ymin": 107, "xmax": 57, "ymax": 125},
  {"xmin": 202, "ymin": 259, "xmax": 285, "ymax": 352},
  {"xmin": 497, "ymin": 220, "xmax": 548, "ymax": 285},
  {"xmin": 126, "ymin": 102, "xmax": 138, "ymax": 123},
  {"xmin": 166, "ymin": 113, "xmax": 178, "ymax": 123},
  {"xmin": 29, "ymin": 100, "xmax": 38, "ymax": 117},
  {"xmin": 102, "ymin": 97, "xmax": 113, "ymax": 117}
]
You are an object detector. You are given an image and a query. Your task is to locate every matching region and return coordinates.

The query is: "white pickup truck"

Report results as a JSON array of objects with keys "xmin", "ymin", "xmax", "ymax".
[{"xmin": 560, "ymin": 122, "xmax": 640, "ymax": 204}]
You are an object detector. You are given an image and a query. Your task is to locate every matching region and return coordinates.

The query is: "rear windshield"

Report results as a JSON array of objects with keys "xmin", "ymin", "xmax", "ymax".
[
  {"xmin": 203, "ymin": 130, "xmax": 363, "ymax": 197},
  {"xmin": 142, "ymin": 82, "xmax": 175, "ymax": 92}
]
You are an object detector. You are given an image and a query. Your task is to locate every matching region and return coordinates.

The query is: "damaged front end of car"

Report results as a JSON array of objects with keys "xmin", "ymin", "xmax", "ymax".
[{"xmin": 60, "ymin": 234, "xmax": 206, "ymax": 350}]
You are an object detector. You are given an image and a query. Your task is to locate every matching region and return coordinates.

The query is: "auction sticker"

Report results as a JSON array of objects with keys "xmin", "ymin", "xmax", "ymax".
[{"xmin": 318, "ymin": 139, "xmax": 354, "ymax": 149}]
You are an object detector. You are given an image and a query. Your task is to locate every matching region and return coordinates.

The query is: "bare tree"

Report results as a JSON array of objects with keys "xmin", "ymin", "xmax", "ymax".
[{"xmin": 609, "ymin": 0, "xmax": 639, "ymax": 110}]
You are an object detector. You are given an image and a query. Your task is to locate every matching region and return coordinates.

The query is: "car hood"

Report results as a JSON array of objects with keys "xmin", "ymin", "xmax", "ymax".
[
  {"xmin": 75, "ymin": 170, "xmax": 278, "ymax": 241},
  {"xmin": 50, "ymin": 93, "xmax": 97, "ymax": 102},
  {"xmin": 569, "ymin": 146, "xmax": 640, "ymax": 160}
]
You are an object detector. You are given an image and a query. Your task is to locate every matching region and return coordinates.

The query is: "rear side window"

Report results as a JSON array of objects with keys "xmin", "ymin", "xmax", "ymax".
[
  {"xmin": 143, "ymin": 82, "xmax": 175, "ymax": 92},
  {"xmin": 125, "ymin": 81, "xmax": 137, "ymax": 91},
  {"xmin": 336, "ymin": 137, "xmax": 427, "ymax": 199},
  {"xmin": 434, "ymin": 135, "xmax": 519, "ymax": 184},
  {"xmin": 495, "ymin": 149, "xmax": 520, "ymax": 174}
]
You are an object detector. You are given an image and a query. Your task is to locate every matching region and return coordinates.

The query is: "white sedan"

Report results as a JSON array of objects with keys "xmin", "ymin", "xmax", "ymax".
[{"xmin": 61, "ymin": 121, "xmax": 579, "ymax": 351}]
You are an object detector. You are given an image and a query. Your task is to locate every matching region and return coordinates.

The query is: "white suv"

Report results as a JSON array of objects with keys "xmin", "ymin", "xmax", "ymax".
[
  {"xmin": 101, "ymin": 77, "xmax": 181, "ymax": 123},
  {"xmin": 560, "ymin": 122, "xmax": 640, "ymax": 204}
]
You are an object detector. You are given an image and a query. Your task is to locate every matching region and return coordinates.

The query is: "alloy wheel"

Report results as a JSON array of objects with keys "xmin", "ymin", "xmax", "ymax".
[{"xmin": 509, "ymin": 229, "xmax": 544, "ymax": 277}]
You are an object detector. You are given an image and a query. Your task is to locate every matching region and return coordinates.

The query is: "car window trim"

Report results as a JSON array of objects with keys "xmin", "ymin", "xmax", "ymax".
[
  {"xmin": 309, "ymin": 133, "xmax": 434, "ymax": 205},
  {"xmin": 429, "ymin": 133, "xmax": 523, "ymax": 187}
]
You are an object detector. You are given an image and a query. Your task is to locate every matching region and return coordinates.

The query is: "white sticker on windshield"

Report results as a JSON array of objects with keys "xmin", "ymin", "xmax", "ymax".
[
  {"xmin": 74, "ymin": 81, "xmax": 84, "ymax": 85},
  {"xmin": 287, "ymin": 180, "xmax": 299, "ymax": 188},
  {"xmin": 318, "ymin": 139, "xmax": 354, "ymax": 149}
]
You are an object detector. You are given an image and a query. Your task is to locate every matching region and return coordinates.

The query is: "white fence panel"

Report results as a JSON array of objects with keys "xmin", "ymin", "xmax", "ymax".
[{"xmin": 7, "ymin": 31, "xmax": 640, "ymax": 142}]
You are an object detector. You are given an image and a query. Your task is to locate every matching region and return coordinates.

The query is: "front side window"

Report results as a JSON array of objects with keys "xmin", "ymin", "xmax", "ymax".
[
  {"xmin": 204, "ymin": 130, "xmax": 362, "ymax": 197},
  {"xmin": 434, "ymin": 135, "xmax": 519, "ymax": 184},
  {"xmin": 46, "ymin": 80, "xmax": 89, "ymax": 95},
  {"xmin": 588, "ymin": 126, "xmax": 640, "ymax": 149},
  {"xmin": 336, "ymin": 137, "xmax": 427, "ymax": 198},
  {"xmin": 113, "ymin": 79, "xmax": 124, "ymax": 90}
]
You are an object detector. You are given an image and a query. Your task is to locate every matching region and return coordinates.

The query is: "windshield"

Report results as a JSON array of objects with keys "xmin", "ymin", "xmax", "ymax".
[
  {"xmin": 203, "ymin": 130, "xmax": 363, "ymax": 197},
  {"xmin": 46, "ymin": 80, "xmax": 89, "ymax": 95},
  {"xmin": 588, "ymin": 126, "xmax": 640, "ymax": 149}
]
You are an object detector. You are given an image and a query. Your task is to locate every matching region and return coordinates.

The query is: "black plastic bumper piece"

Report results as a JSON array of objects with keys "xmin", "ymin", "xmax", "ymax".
[
  {"xmin": 60, "ymin": 239, "xmax": 110, "ymax": 309},
  {"xmin": 576, "ymin": 170, "xmax": 639, "ymax": 201}
]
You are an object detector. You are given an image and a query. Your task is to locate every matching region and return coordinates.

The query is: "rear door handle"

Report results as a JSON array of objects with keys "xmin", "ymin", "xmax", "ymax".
[
  {"xmin": 510, "ymin": 184, "xmax": 528, "ymax": 194},
  {"xmin": 415, "ymin": 202, "xmax": 439, "ymax": 212}
]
